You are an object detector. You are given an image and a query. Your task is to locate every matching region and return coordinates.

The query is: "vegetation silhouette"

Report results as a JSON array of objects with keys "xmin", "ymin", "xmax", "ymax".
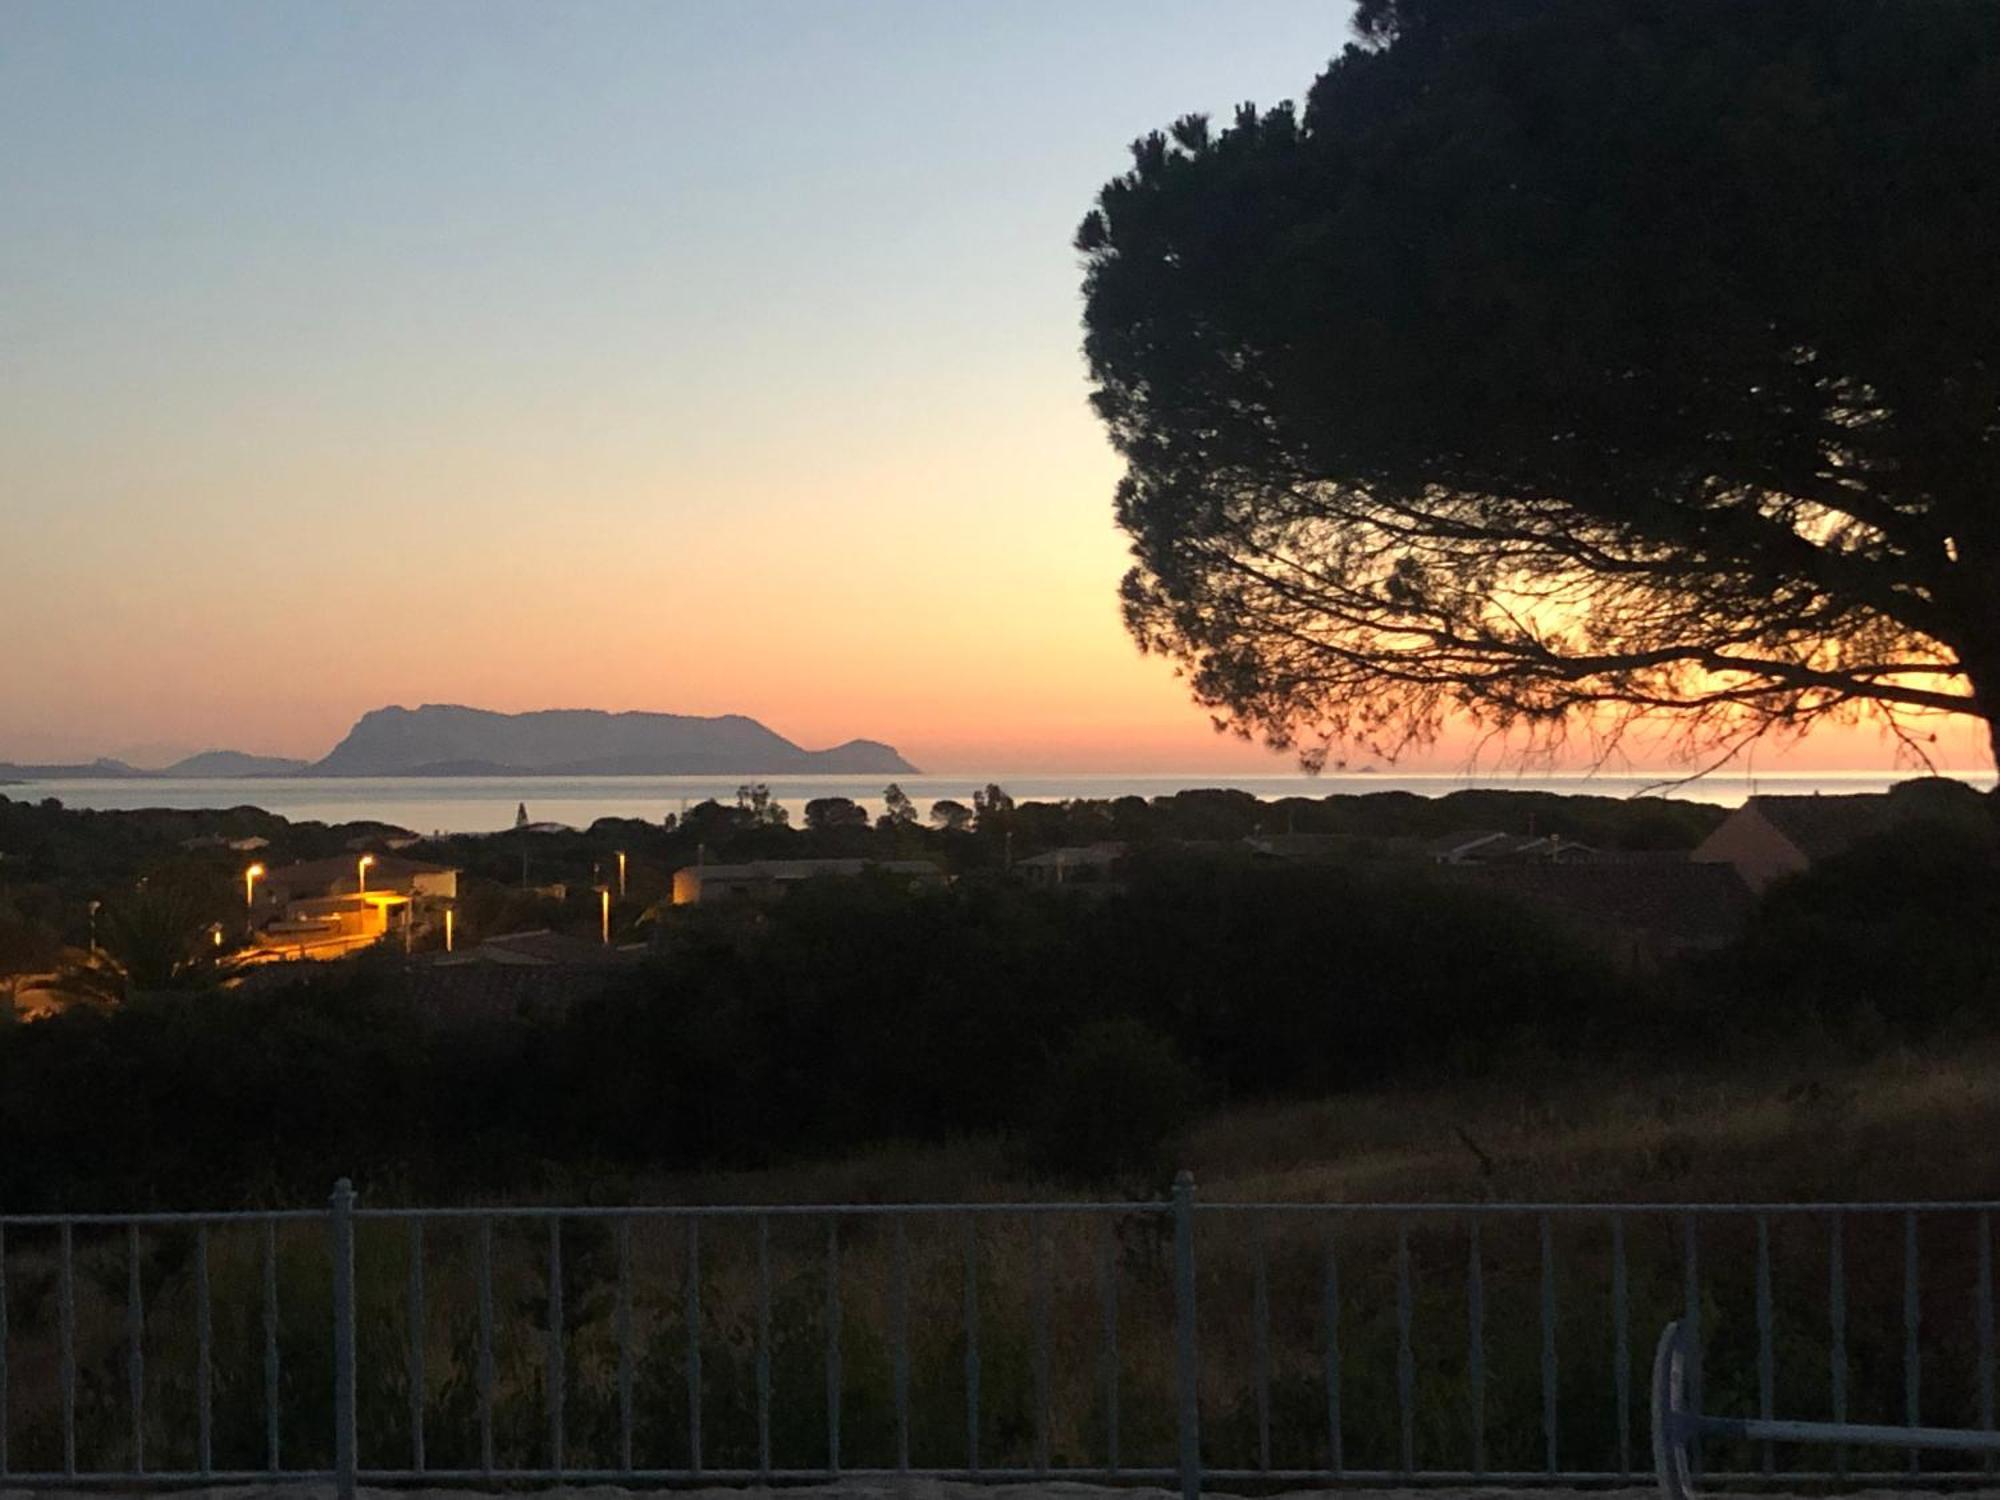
[{"xmin": 1078, "ymin": 0, "xmax": 2000, "ymax": 773}]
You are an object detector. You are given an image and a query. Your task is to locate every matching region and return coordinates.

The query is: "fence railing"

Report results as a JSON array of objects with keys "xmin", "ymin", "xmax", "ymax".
[{"xmin": 6, "ymin": 1176, "xmax": 2000, "ymax": 1494}]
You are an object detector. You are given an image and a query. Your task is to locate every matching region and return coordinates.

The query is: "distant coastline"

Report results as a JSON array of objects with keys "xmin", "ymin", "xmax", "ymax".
[{"xmin": 1, "ymin": 702, "xmax": 916, "ymax": 782}]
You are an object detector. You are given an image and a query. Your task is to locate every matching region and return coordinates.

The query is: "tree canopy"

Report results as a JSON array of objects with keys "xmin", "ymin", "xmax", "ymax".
[{"xmin": 1078, "ymin": 0, "xmax": 2000, "ymax": 772}]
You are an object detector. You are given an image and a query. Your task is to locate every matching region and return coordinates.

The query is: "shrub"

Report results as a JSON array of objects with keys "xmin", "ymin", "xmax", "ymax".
[{"xmin": 1028, "ymin": 1018, "xmax": 1193, "ymax": 1182}]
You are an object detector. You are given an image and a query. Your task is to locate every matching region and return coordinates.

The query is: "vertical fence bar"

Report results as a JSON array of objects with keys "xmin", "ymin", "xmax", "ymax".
[
  {"xmin": 547, "ymin": 1218, "xmax": 565, "ymax": 1477},
  {"xmin": 1612, "ymin": 1214, "xmax": 1630, "ymax": 1479},
  {"xmin": 825, "ymin": 1218, "xmax": 842, "ymax": 1476},
  {"xmin": 195, "ymin": 1222, "xmax": 211, "ymax": 1477},
  {"xmin": 618, "ymin": 1217, "xmax": 635, "ymax": 1474},
  {"xmin": 1683, "ymin": 1213, "xmax": 1701, "ymax": 1481},
  {"xmin": 1173, "ymin": 1171, "xmax": 1200, "ymax": 1500},
  {"xmin": 1324, "ymin": 1223, "xmax": 1343, "ymax": 1479},
  {"xmin": 58, "ymin": 1220, "xmax": 75, "ymax": 1477},
  {"xmin": 477, "ymin": 1216, "xmax": 495, "ymax": 1477},
  {"xmin": 1033, "ymin": 1213, "xmax": 1052, "ymax": 1477},
  {"xmin": 1397, "ymin": 1219, "xmax": 1415, "ymax": 1476},
  {"xmin": 128, "ymin": 1223, "xmax": 146, "ymax": 1476},
  {"xmin": 407, "ymin": 1219, "xmax": 426, "ymax": 1474},
  {"xmin": 1905, "ymin": 1210, "xmax": 1921, "ymax": 1474},
  {"xmin": 261, "ymin": 1219, "xmax": 279, "ymax": 1474},
  {"xmin": 754, "ymin": 1216, "xmax": 771, "ymax": 1479},
  {"xmin": 892, "ymin": 1216, "xmax": 910, "ymax": 1474},
  {"xmin": 1980, "ymin": 1212, "xmax": 1994, "ymax": 1475},
  {"xmin": 1099, "ymin": 1218, "xmax": 1120, "ymax": 1475},
  {"xmin": 1255, "ymin": 1214, "xmax": 1273, "ymax": 1473},
  {"xmin": 0, "ymin": 1224, "xmax": 8, "ymax": 1479},
  {"xmin": 1540, "ymin": 1213, "xmax": 1559, "ymax": 1476},
  {"xmin": 1468, "ymin": 1218, "xmax": 1485, "ymax": 1480},
  {"xmin": 964, "ymin": 1215, "xmax": 981, "ymax": 1476},
  {"xmin": 1756, "ymin": 1213, "xmax": 1775, "ymax": 1477},
  {"xmin": 1830, "ymin": 1211, "xmax": 1847, "ymax": 1480},
  {"xmin": 330, "ymin": 1180, "xmax": 358, "ymax": 1500},
  {"xmin": 685, "ymin": 1217, "xmax": 701, "ymax": 1477}
]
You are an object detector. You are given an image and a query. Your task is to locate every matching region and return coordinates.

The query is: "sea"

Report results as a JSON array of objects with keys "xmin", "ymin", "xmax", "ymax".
[{"xmin": 4, "ymin": 770, "xmax": 1992, "ymax": 837}]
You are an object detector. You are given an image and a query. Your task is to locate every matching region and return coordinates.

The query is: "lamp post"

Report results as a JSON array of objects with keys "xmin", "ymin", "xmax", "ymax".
[
  {"xmin": 617, "ymin": 850, "xmax": 628, "ymax": 900},
  {"xmin": 357, "ymin": 854, "xmax": 376, "ymax": 895},
  {"xmin": 244, "ymin": 863, "xmax": 265, "ymax": 910},
  {"xmin": 600, "ymin": 886, "xmax": 611, "ymax": 946},
  {"xmin": 444, "ymin": 906, "xmax": 455, "ymax": 954},
  {"xmin": 87, "ymin": 899, "xmax": 100, "ymax": 956}
]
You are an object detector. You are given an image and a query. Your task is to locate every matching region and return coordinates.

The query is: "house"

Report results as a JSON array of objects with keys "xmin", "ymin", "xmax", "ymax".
[
  {"xmin": 1692, "ymin": 794, "xmax": 1899, "ymax": 891},
  {"xmin": 428, "ymin": 929, "xmax": 645, "ymax": 968},
  {"xmin": 1015, "ymin": 843, "xmax": 1127, "ymax": 889},
  {"xmin": 671, "ymin": 858, "xmax": 946, "ymax": 905},
  {"xmin": 1241, "ymin": 833, "xmax": 1352, "ymax": 861},
  {"xmin": 244, "ymin": 854, "xmax": 459, "ymax": 961},
  {"xmin": 178, "ymin": 833, "xmax": 270, "ymax": 853},
  {"xmin": 1425, "ymin": 830, "xmax": 1597, "ymax": 865}
]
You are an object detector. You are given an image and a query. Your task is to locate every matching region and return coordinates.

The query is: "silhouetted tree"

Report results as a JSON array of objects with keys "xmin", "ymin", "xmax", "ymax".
[
  {"xmin": 972, "ymin": 783, "xmax": 1015, "ymax": 832},
  {"xmin": 734, "ymin": 783, "xmax": 790, "ymax": 828},
  {"xmin": 804, "ymin": 796, "xmax": 868, "ymax": 832},
  {"xmin": 930, "ymin": 799, "xmax": 974, "ymax": 833},
  {"xmin": 879, "ymin": 784, "xmax": 918, "ymax": 828},
  {"xmin": 1078, "ymin": 0, "xmax": 2000, "ymax": 773},
  {"xmin": 680, "ymin": 798, "xmax": 750, "ymax": 841},
  {"xmin": 85, "ymin": 881, "xmax": 229, "ymax": 998}
]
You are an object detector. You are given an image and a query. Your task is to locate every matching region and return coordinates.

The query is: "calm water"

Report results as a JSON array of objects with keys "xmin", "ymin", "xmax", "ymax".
[{"xmin": 4, "ymin": 770, "xmax": 1991, "ymax": 835}]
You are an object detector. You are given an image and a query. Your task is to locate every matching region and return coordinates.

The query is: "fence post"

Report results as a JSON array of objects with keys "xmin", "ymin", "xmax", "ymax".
[
  {"xmin": 1174, "ymin": 1169, "xmax": 1201, "ymax": 1500},
  {"xmin": 330, "ymin": 1178, "xmax": 358, "ymax": 1500}
]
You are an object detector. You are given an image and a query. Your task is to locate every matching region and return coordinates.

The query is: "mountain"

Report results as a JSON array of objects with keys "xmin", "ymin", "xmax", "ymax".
[
  {"xmin": 312, "ymin": 705, "xmax": 917, "ymax": 776},
  {"xmin": 163, "ymin": 750, "xmax": 312, "ymax": 776},
  {"xmin": 0, "ymin": 757, "xmax": 138, "ymax": 782}
]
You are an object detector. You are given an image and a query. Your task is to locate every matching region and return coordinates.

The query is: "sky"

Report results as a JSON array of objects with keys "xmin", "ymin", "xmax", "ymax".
[{"xmin": 2, "ymin": 1, "xmax": 1988, "ymax": 777}]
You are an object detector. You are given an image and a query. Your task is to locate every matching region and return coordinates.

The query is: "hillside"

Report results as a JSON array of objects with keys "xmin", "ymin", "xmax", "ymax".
[
  {"xmin": 162, "ymin": 750, "xmax": 311, "ymax": 776},
  {"xmin": 312, "ymin": 703, "xmax": 916, "ymax": 775}
]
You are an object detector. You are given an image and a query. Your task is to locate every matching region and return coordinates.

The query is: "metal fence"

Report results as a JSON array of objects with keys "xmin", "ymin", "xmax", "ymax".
[{"xmin": 6, "ymin": 1176, "xmax": 2000, "ymax": 1495}]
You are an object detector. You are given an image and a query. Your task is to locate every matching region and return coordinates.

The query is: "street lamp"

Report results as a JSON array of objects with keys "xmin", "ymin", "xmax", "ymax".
[
  {"xmin": 600, "ymin": 886, "xmax": 611, "ymax": 946},
  {"xmin": 444, "ymin": 906, "xmax": 455, "ymax": 954},
  {"xmin": 617, "ymin": 850, "xmax": 628, "ymax": 900},
  {"xmin": 357, "ymin": 854, "xmax": 376, "ymax": 894},
  {"xmin": 244, "ymin": 862, "xmax": 265, "ymax": 909}
]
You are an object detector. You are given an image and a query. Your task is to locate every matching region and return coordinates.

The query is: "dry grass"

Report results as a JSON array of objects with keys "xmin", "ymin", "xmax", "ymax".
[
  {"xmin": 512, "ymin": 1038, "xmax": 2000, "ymax": 1213},
  {"xmin": 16, "ymin": 1043, "xmax": 2000, "ymax": 1480}
]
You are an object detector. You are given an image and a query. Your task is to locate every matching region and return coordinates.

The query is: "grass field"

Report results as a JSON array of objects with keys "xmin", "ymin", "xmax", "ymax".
[{"xmin": 9, "ymin": 1041, "xmax": 2000, "ymax": 1482}]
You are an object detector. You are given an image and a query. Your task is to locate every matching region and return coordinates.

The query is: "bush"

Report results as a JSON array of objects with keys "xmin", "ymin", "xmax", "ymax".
[{"xmin": 1027, "ymin": 1018, "xmax": 1193, "ymax": 1182}]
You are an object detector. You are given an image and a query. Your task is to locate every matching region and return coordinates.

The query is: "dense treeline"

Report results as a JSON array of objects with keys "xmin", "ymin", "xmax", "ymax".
[
  {"xmin": 1, "ymin": 814, "xmax": 1995, "ymax": 1212},
  {"xmin": 0, "ymin": 784, "xmax": 1725, "ymax": 963}
]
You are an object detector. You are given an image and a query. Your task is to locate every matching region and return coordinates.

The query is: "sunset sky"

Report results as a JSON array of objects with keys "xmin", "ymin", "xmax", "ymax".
[{"xmin": 4, "ymin": 1, "xmax": 1989, "ymax": 777}]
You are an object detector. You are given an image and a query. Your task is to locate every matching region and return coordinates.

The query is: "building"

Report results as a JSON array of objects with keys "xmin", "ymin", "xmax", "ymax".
[
  {"xmin": 1425, "ymin": 830, "xmax": 1597, "ymax": 865},
  {"xmin": 1015, "ymin": 843, "xmax": 1127, "ymax": 889},
  {"xmin": 428, "ymin": 929, "xmax": 644, "ymax": 968},
  {"xmin": 671, "ymin": 858, "xmax": 945, "ymax": 905},
  {"xmin": 1692, "ymin": 794, "xmax": 1901, "ymax": 891},
  {"xmin": 179, "ymin": 833, "xmax": 270, "ymax": 853},
  {"xmin": 245, "ymin": 854, "xmax": 459, "ymax": 961}
]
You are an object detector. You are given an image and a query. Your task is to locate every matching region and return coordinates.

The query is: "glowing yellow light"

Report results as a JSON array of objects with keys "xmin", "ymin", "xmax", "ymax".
[
  {"xmin": 617, "ymin": 850, "xmax": 628, "ymax": 899},
  {"xmin": 600, "ymin": 886, "xmax": 611, "ymax": 946},
  {"xmin": 244, "ymin": 862, "xmax": 266, "ymax": 908},
  {"xmin": 357, "ymin": 853, "xmax": 376, "ymax": 894},
  {"xmin": 445, "ymin": 907, "xmax": 455, "ymax": 954}
]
